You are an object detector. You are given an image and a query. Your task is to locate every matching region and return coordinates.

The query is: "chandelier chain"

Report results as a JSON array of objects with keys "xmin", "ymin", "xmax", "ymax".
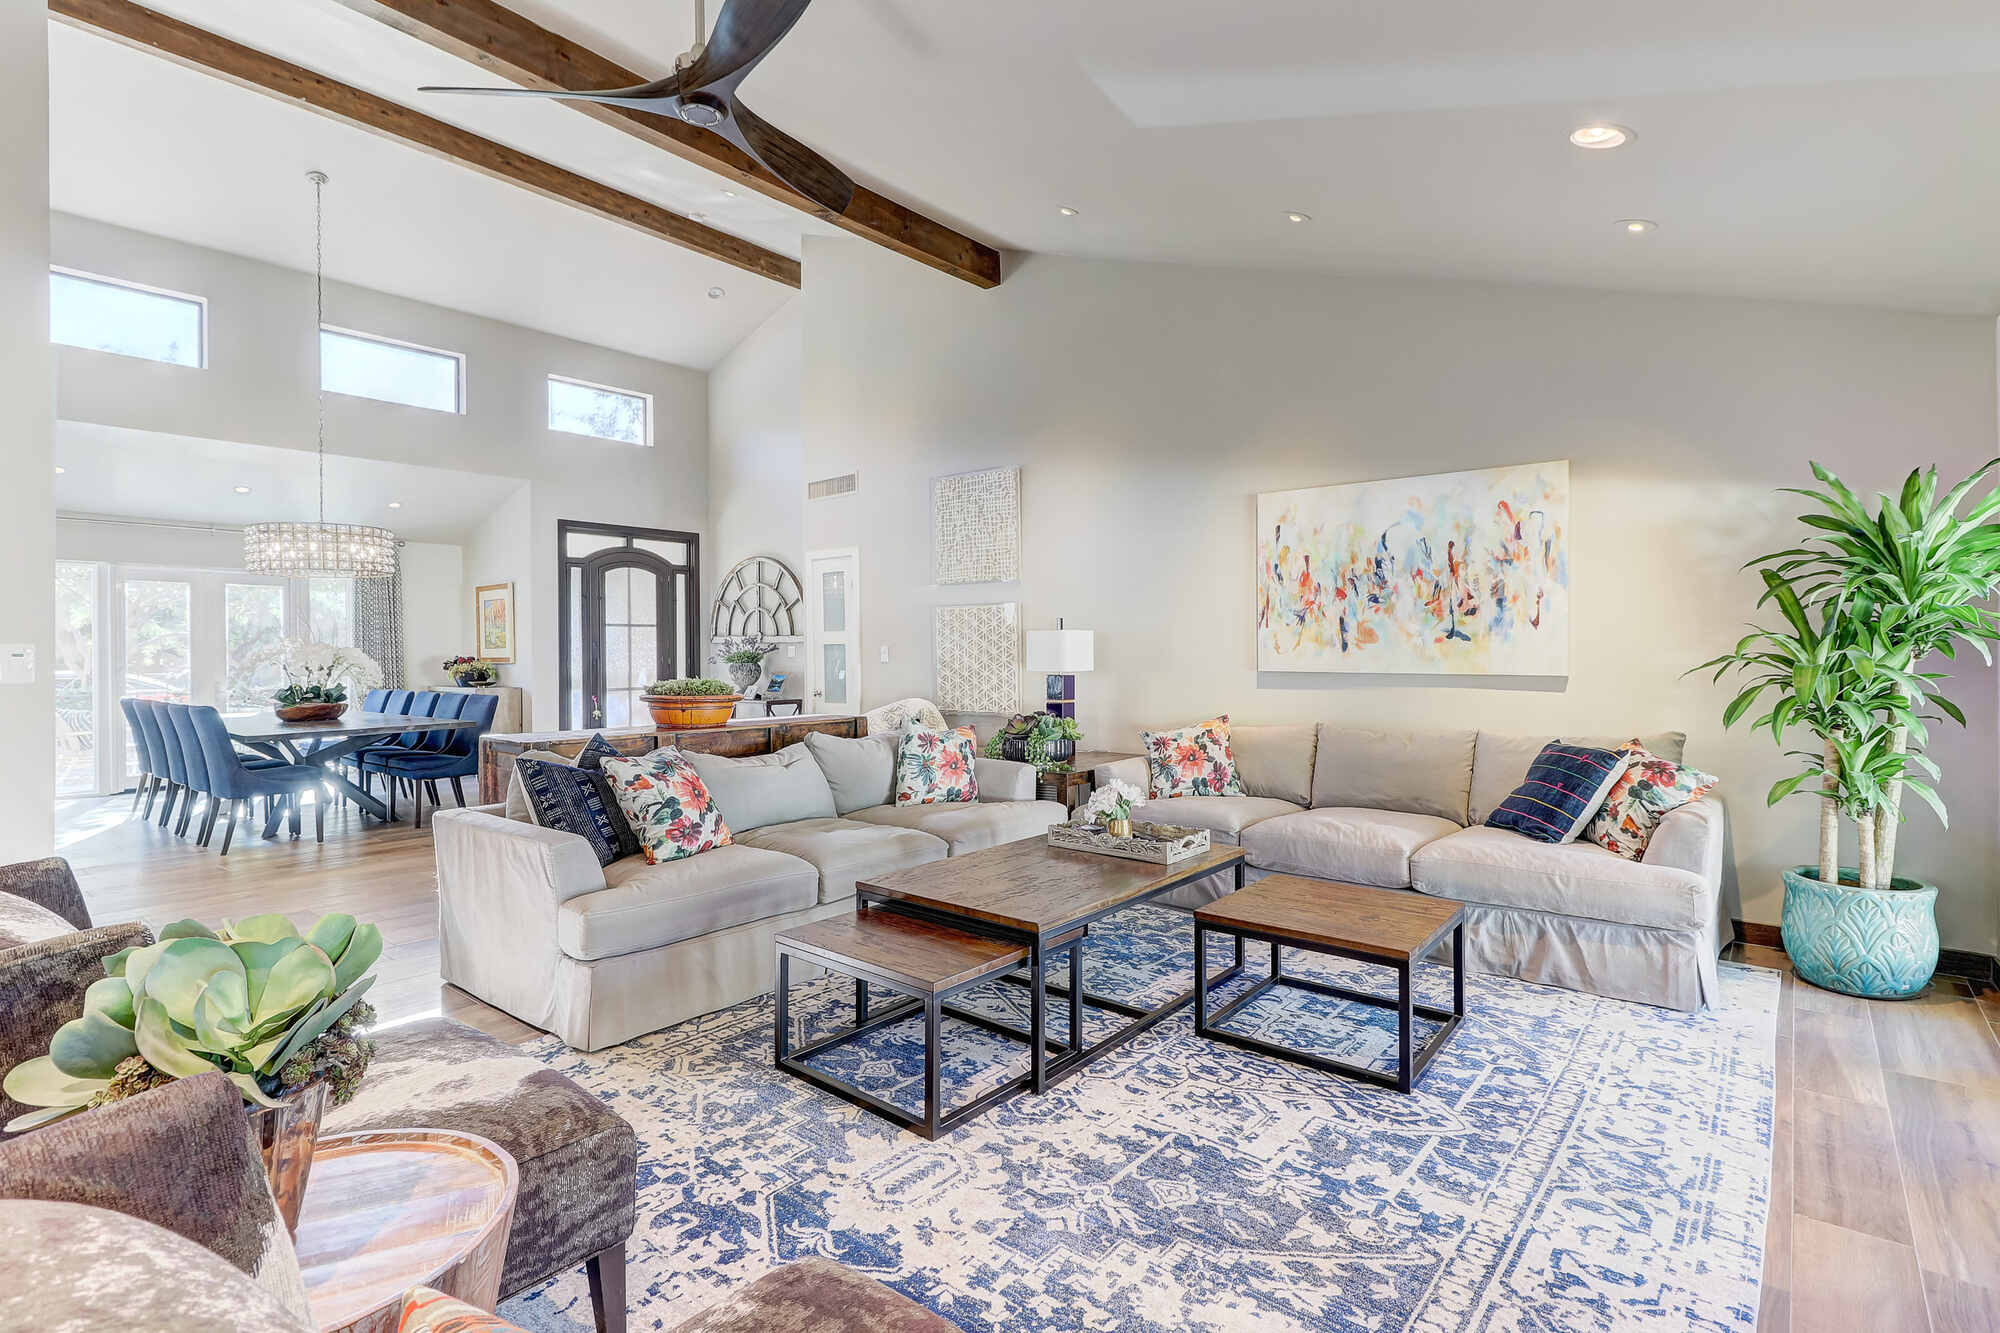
[{"xmin": 313, "ymin": 169, "xmax": 326, "ymax": 527}]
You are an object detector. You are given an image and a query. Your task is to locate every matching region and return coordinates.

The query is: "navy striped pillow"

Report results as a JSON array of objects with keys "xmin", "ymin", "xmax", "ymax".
[
  {"xmin": 1485, "ymin": 742, "xmax": 1630, "ymax": 844},
  {"xmin": 516, "ymin": 757, "xmax": 642, "ymax": 866}
]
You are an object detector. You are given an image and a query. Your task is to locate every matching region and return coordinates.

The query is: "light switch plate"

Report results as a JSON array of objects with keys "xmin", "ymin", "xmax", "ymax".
[
  {"xmin": 0, "ymin": 644, "xmax": 35, "ymax": 685},
  {"xmin": 879, "ymin": 644, "xmax": 890, "ymax": 663}
]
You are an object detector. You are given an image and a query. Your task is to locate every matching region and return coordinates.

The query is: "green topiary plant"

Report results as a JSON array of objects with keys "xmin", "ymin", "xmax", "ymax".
[
  {"xmin": 644, "ymin": 677, "xmax": 738, "ymax": 696},
  {"xmin": 2, "ymin": 912, "xmax": 381, "ymax": 1131}
]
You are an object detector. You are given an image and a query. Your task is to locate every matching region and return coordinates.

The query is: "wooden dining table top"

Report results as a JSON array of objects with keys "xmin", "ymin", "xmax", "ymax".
[{"xmin": 223, "ymin": 710, "xmax": 481, "ymax": 744}]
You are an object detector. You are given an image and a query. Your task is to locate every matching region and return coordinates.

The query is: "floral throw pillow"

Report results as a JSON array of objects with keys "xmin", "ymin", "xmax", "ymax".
[
  {"xmin": 602, "ymin": 750, "xmax": 733, "ymax": 864},
  {"xmin": 895, "ymin": 725, "xmax": 979, "ymax": 806},
  {"xmin": 1142, "ymin": 715, "xmax": 1244, "ymax": 799},
  {"xmin": 1585, "ymin": 741, "xmax": 1720, "ymax": 859}
]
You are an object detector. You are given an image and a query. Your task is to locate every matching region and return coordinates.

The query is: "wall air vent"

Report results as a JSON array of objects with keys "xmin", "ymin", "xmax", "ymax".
[{"xmin": 807, "ymin": 472, "xmax": 859, "ymax": 500}]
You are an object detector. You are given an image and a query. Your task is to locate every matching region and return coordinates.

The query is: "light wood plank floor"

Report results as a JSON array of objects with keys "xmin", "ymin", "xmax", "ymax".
[{"xmin": 53, "ymin": 796, "xmax": 2000, "ymax": 1331}]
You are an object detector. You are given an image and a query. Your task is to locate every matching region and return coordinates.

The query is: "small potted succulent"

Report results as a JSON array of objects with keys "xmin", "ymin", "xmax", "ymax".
[
  {"xmin": 443, "ymin": 655, "xmax": 499, "ymax": 687},
  {"xmin": 984, "ymin": 713, "xmax": 1082, "ymax": 769},
  {"xmin": 641, "ymin": 677, "xmax": 743, "ymax": 729},
  {"xmin": 713, "ymin": 634, "xmax": 777, "ymax": 695},
  {"xmin": 267, "ymin": 640, "xmax": 384, "ymax": 722},
  {"xmin": 3, "ymin": 911, "xmax": 381, "ymax": 1231}
]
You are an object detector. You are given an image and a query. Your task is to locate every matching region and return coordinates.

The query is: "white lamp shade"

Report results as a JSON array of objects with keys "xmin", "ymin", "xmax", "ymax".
[{"xmin": 1025, "ymin": 629, "xmax": 1094, "ymax": 673}]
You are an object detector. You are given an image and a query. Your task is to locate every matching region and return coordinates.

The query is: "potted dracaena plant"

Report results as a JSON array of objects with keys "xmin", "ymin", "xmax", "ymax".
[{"xmin": 1698, "ymin": 459, "xmax": 2000, "ymax": 997}]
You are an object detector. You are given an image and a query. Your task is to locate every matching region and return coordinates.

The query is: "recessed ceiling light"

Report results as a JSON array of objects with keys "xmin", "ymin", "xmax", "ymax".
[
  {"xmin": 721, "ymin": 189, "xmax": 737, "ymax": 198},
  {"xmin": 1618, "ymin": 218, "xmax": 1657, "ymax": 234},
  {"xmin": 1570, "ymin": 124, "xmax": 1634, "ymax": 149},
  {"xmin": 707, "ymin": 286, "xmax": 725, "ymax": 299},
  {"xmin": 233, "ymin": 485, "xmax": 252, "ymax": 494},
  {"xmin": 387, "ymin": 501, "xmax": 402, "ymax": 509},
  {"xmin": 1058, "ymin": 206, "xmax": 1079, "ymax": 217},
  {"xmin": 54, "ymin": 465, "xmax": 64, "ymax": 475},
  {"xmin": 1286, "ymin": 211, "xmax": 1312, "ymax": 224}
]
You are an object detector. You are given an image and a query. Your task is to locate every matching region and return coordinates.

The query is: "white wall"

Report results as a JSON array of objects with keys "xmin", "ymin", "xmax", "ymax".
[
  {"xmin": 786, "ymin": 238, "xmax": 2000, "ymax": 953},
  {"xmin": 0, "ymin": 17, "xmax": 54, "ymax": 859},
  {"xmin": 51, "ymin": 214, "xmax": 709, "ymax": 723},
  {"xmin": 706, "ymin": 299, "xmax": 806, "ymax": 693},
  {"xmin": 462, "ymin": 487, "xmax": 534, "ymax": 724}
]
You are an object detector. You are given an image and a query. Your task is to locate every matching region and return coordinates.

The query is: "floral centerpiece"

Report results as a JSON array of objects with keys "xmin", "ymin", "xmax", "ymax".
[
  {"xmin": 442, "ymin": 655, "xmax": 499, "ymax": 687},
  {"xmin": 1078, "ymin": 778, "xmax": 1143, "ymax": 837},
  {"xmin": 266, "ymin": 639, "xmax": 384, "ymax": 721},
  {"xmin": 3, "ymin": 912, "xmax": 382, "ymax": 1226},
  {"xmin": 712, "ymin": 634, "xmax": 777, "ymax": 694}
]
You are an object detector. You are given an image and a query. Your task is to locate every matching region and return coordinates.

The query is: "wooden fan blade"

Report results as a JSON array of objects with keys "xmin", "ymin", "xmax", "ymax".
[
  {"xmin": 724, "ymin": 100, "xmax": 855, "ymax": 215},
  {"xmin": 688, "ymin": 0, "xmax": 815, "ymax": 94}
]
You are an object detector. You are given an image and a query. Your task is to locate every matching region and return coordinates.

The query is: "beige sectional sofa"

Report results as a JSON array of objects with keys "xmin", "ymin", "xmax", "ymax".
[
  {"xmin": 1101, "ymin": 724, "xmax": 1729, "ymax": 1011},
  {"xmin": 435, "ymin": 731, "xmax": 1067, "ymax": 1049}
]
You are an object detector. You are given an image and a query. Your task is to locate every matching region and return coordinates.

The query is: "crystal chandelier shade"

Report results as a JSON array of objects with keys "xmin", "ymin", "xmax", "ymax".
[{"xmin": 244, "ymin": 170, "xmax": 399, "ymax": 578}]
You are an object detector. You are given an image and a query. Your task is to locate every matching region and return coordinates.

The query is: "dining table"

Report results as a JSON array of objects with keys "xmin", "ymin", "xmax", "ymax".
[{"xmin": 224, "ymin": 710, "xmax": 481, "ymax": 835}]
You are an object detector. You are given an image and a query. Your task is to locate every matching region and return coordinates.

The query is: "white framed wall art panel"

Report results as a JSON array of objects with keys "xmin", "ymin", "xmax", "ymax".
[{"xmin": 933, "ymin": 602, "xmax": 1020, "ymax": 714}]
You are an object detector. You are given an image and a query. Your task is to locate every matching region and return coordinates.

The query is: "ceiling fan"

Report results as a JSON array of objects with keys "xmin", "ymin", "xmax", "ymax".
[{"xmin": 419, "ymin": 0, "xmax": 855, "ymax": 216}]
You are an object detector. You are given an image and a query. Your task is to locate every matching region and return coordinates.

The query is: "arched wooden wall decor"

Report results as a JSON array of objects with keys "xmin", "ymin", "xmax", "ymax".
[{"xmin": 710, "ymin": 556, "xmax": 805, "ymax": 639}]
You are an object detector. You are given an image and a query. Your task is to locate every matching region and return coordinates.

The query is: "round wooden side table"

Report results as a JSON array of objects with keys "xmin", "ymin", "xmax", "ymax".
[{"xmin": 292, "ymin": 1129, "xmax": 519, "ymax": 1333}]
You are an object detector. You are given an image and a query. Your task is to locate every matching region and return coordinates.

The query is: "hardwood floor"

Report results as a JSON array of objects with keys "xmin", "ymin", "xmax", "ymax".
[
  {"xmin": 57, "ymin": 792, "xmax": 538, "ymax": 1045},
  {"xmin": 51, "ymin": 796, "xmax": 2000, "ymax": 1331},
  {"xmin": 1730, "ymin": 940, "xmax": 2000, "ymax": 1332}
]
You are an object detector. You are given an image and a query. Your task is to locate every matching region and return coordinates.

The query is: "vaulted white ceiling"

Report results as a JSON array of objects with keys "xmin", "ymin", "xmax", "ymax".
[{"xmin": 49, "ymin": 0, "xmax": 2000, "ymax": 347}]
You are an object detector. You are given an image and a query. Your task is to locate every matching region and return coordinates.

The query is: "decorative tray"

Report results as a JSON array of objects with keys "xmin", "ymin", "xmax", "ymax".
[{"xmin": 1047, "ymin": 821, "xmax": 1212, "ymax": 866}]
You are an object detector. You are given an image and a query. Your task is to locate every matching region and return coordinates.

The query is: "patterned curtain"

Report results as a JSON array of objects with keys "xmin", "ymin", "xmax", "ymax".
[{"xmin": 355, "ymin": 550, "xmax": 407, "ymax": 688}]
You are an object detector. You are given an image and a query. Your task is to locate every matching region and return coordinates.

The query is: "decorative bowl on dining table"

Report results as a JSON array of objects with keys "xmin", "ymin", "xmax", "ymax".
[{"xmin": 276, "ymin": 701, "xmax": 348, "ymax": 723}]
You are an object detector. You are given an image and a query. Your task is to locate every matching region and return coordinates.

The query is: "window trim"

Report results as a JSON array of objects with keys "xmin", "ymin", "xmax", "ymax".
[
  {"xmin": 50, "ymin": 265, "xmax": 210, "ymax": 369},
  {"xmin": 319, "ymin": 323, "xmax": 467, "ymax": 415},
  {"xmin": 556, "ymin": 519, "xmax": 701, "ymax": 730},
  {"xmin": 546, "ymin": 372, "xmax": 654, "ymax": 447}
]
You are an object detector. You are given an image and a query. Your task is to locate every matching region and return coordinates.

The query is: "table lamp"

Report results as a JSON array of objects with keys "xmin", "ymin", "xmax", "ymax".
[{"xmin": 1025, "ymin": 619, "xmax": 1094, "ymax": 719}]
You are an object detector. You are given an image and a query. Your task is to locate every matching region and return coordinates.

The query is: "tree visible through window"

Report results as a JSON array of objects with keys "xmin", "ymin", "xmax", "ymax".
[{"xmin": 548, "ymin": 375, "xmax": 650, "ymax": 446}]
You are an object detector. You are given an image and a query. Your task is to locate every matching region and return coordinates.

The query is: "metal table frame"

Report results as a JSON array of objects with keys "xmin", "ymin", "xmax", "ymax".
[{"xmin": 1194, "ymin": 917, "xmax": 1465, "ymax": 1094}]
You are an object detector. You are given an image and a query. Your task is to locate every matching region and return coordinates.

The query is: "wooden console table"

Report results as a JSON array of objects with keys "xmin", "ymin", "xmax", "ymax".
[{"xmin": 478, "ymin": 713, "xmax": 866, "ymax": 804}]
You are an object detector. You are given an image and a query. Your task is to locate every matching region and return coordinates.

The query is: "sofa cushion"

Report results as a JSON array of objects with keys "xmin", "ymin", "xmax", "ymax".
[
  {"xmin": 1129, "ymin": 795, "xmax": 1302, "ymax": 843},
  {"xmin": 504, "ymin": 748, "xmax": 579, "ymax": 822},
  {"xmin": 1311, "ymin": 726, "xmax": 1477, "ymax": 823},
  {"xmin": 603, "ymin": 751, "xmax": 735, "ymax": 865},
  {"xmin": 1229, "ymin": 724, "xmax": 1318, "ymax": 806},
  {"xmin": 845, "ymin": 800, "xmax": 1068, "ymax": 855},
  {"xmin": 683, "ymin": 743, "xmax": 837, "ymax": 833},
  {"xmin": 325, "ymin": 1016, "xmax": 637, "ymax": 1300},
  {"xmin": 558, "ymin": 844, "xmax": 819, "ymax": 960},
  {"xmin": 734, "ymin": 818, "xmax": 948, "ymax": 903},
  {"xmin": 803, "ymin": 731, "xmax": 900, "ymax": 814},
  {"xmin": 1485, "ymin": 742, "xmax": 1630, "ymax": 844},
  {"xmin": 1141, "ymin": 716, "xmax": 1244, "ymax": 799},
  {"xmin": 895, "ymin": 725, "xmax": 980, "ymax": 806},
  {"xmin": 1584, "ymin": 743, "xmax": 1720, "ymax": 859},
  {"xmin": 1240, "ymin": 807, "xmax": 1462, "ymax": 889},
  {"xmin": 513, "ymin": 758, "xmax": 641, "ymax": 867},
  {"xmin": 1410, "ymin": 825, "xmax": 1714, "ymax": 932},
  {"xmin": 1469, "ymin": 730, "xmax": 1687, "ymax": 828}
]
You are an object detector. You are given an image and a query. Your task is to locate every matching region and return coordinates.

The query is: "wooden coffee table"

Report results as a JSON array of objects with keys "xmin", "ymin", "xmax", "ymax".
[
  {"xmin": 856, "ymin": 835, "xmax": 1248, "ymax": 1094},
  {"xmin": 293, "ymin": 1129, "xmax": 518, "ymax": 1333},
  {"xmin": 1193, "ymin": 876, "xmax": 1465, "ymax": 1093}
]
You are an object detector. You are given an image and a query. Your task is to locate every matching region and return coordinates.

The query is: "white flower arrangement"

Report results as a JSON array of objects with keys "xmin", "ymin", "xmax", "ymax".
[
  {"xmin": 264, "ymin": 639, "xmax": 384, "ymax": 704},
  {"xmin": 1078, "ymin": 778, "xmax": 1143, "ymax": 827}
]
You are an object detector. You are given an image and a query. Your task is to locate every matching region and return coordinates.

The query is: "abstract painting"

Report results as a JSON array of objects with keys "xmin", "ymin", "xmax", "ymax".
[
  {"xmin": 934, "ymin": 603, "xmax": 1020, "ymax": 713},
  {"xmin": 932, "ymin": 466, "xmax": 1020, "ymax": 584},
  {"xmin": 1257, "ymin": 461, "xmax": 1570, "ymax": 675}
]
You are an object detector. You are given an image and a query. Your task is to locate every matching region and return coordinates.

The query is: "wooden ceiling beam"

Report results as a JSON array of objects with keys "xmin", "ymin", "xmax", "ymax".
[
  {"xmin": 50, "ymin": 0, "xmax": 802, "ymax": 289},
  {"xmin": 329, "ymin": 0, "xmax": 1003, "ymax": 289}
]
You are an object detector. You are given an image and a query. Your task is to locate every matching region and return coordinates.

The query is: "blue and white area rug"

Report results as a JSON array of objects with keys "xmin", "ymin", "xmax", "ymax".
[{"xmin": 504, "ymin": 905, "xmax": 1778, "ymax": 1333}]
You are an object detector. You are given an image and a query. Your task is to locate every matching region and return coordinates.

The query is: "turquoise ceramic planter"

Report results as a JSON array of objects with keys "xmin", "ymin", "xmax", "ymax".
[{"xmin": 1780, "ymin": 866, "xmax": 1939, "ymax": 999}]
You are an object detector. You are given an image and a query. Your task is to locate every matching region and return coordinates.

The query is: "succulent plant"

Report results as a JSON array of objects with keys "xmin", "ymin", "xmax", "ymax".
[
  {"xmin": 2, "ymin": 912, "xmax": 381, "ymax": 1132},
  {"xmin": 644, "ymin": 677, "xmax": 738, "ymax": 696}
]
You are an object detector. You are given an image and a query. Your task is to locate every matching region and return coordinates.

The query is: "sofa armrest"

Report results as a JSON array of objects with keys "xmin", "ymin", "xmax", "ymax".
[
  {"xmin": 0, "ymin": 858, "xmax": 91, "ymax": 931},
  {"xmin": 1097, "ymin": 756, "xmax": 1150, "ymax": 796},
  {"xmin": 432, "ymin": 809, "xmax": 607, "ymax": 928},
  {"xmin": 1642, "ymin": 797, "xmax": 1726, "ymax": 886},
  {"xmin": 2, "ymin": 922, "xmax": 154, "ymax": 1132},
  {"xmin": 975, "ymin": 757, "xmax": 1037, "ymax": 802}
]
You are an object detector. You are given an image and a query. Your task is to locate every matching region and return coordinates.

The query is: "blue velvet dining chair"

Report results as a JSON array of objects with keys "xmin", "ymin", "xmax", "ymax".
[
  {"xmin": 133, "ymin": 700, "xmax": 186, "ymax": 832},
  {"xmin": 359, "ymin": 691, "xmax": 498, "ymax": 829},
  {"xmin": 120, "ymin": 698, "xmax": 161, "ymax": 819},
  {"xmin": 164, "ymin": 704, "xmax": 217, "ymax": 843},
  {"xmin": 184, "ymin": 706, "xmax": 328, "ymax": 854}
]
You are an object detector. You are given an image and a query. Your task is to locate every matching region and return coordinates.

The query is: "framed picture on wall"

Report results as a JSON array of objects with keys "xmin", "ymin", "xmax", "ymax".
[{"xmin": 475, "ymin": 582, "xmax": 516, "ymax": 664}]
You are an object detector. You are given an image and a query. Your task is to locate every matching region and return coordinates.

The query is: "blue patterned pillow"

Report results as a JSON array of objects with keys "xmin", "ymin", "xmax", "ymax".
[
  {"xmin": 573, "ymin": 732, "xmax": 623, "ymax": 771},
  {"xmin": 1485, "ymin": 742, "xmax": 1630, "ymax": 844},
  {"xmin": 515, "ymin": 757, "xmax": 642, "ymax": 866}
]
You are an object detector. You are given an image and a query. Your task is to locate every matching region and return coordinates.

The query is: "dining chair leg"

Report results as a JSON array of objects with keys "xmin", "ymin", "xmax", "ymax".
[
  {"xmin": 219, "ymin": 800, "xmax": 242, "ymax": 857},
  {"xmin": 314, "ymin": 796, "xmax": 325, "ymax": 844},
  {"xmin": 158, "ymin": 784, "xmax": 179, "ymax": 829},
  {"xmin": 176, "ymin": 792, "xmax": 196, "ymax": 838},
  {"xmin": 198, "ymin": 800, "xmax": 220, "ymax": 847},
  {"xmin": 288, "ymin": 795, "xmax": 302, "ymax": 840},
  {"xmin": 142, "ymin": 777, "xmax": 160, "ymax": 820},
  {"xmin": 130, "ymin": 776, "xmax": 147, "ymax": 815},
  {"xmin": 412, "ymin": 781, "xmax": 426, "ymax": 831},
  {"xmin": 387, "ymin": 778, "xmax": 397, "ymax": 823},
  {"xmin": 449, "ymin": 776, "xmax": 467, "ymax": 808}
]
